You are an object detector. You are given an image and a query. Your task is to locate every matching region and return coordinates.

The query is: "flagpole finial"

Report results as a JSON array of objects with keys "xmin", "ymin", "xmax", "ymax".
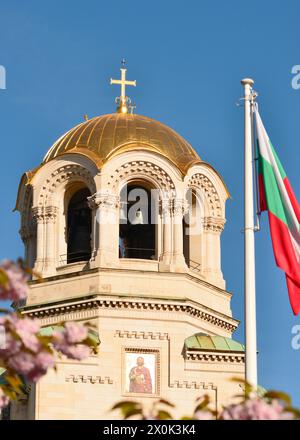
[{"xmin": 241, "ymin": 78, "xmax": 254, "ymax": 87}]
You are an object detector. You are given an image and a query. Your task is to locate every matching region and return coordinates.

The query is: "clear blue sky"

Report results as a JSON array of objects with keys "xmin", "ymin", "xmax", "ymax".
[{"xmin": 1, "ymin": 0, "xmax": 300, "ymax": 406}]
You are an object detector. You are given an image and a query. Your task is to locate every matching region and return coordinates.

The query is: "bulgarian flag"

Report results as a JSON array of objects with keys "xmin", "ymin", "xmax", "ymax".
[{"xmin": 255, "ymin": 108, "xmax": 300, "ymax": 315}]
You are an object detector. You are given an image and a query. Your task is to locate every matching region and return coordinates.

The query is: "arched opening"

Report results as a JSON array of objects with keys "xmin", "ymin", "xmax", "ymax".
[
  {"xmin": 67, "ymin": 187, "xmax": 92, "ymax": 263},
  {"xmin": 119, "ymin": 183, "xmax": 156, "ymax": 260},
  {"xmin": 183, "ymin": 189, "xmax": 203, "ymax": 271}
]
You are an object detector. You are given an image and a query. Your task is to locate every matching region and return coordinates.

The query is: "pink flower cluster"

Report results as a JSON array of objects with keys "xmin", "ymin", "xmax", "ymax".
[
  {"xmin": 0, "ymin": 260, "xmax": 29, "ymax": 301},
  {"xmin": 220, "ymin": 398, "xmax": 295, "ymax": 420},
  {"xmin": 0, "ymin": 315, "xmax": 55, "ymax": 382},
  {"xmin": 0, "ymin": 388, "xmax": 9, "ymax": 409},
  {"xmin": 0, "ymin": 316, "xmax": 91, "ymax": 385},
  {"xmin": 52, "ymin": 322, "xmax": 90, "ymax": 360}
]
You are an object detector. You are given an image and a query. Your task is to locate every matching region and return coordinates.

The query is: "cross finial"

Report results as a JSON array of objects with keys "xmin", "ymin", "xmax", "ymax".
[{"xmin": 110, "ymin": 61, "xmax": 136, "ymax": 113}]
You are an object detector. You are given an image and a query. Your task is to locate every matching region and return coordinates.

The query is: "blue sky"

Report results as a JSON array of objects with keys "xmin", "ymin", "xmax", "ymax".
[{"xmin": 1, "ymin": 0, "xmax": 300, "ymax": 406}]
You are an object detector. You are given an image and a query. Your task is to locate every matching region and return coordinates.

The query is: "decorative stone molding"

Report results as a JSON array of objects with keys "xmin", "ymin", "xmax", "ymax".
[
  {"xmin": 32, "ymin": 206, "xmax": 44, "ymax": 223},
  {"xmin": 65, "ymin": 375, "xmax": 113, "ymax": 385},
  {"xmin": 170, "ymin": 381, "xmax": 216, "ymax": 390},
  {"xmin": 185, "ymin": 351, "xmax": 245, "ymax": 363},
  {"xmin": 38, "ymin": 164, "xmax": 96, "ymax": 206},
  {"xmin": 24, "ymin": 298, "xmax": 238, "ymax": 332},
  {"xmin": 203, "ymin": 216, "xmax": 226, "ymax": 233},
  {"xmin": 188, "ymin": 174, "xmax": 222, "ymax": 218},
  {"xmin": 115, "ymin": 330, "xmax": 169, "ymax": 340},
  {"xmin": 108, "ymin": 161, "xmax": 175, "ymax": 192},
  {"xmin": 159, "ymin": 197, "xmax": 172, "ymax": 216},
  {"xmin": 87, "ymin": 192, "xmax": 120, "ymax": 211},
  {"xmin": 171, "ymin": 198, "xmax": 186, "ymax": 217},
  {"xmin": 44, "ymin": 206, "xmax": 58, "ymax": 223},
  {"xmin": 19, "ymin": 224, "xmax": 36, "ymax": 243}
]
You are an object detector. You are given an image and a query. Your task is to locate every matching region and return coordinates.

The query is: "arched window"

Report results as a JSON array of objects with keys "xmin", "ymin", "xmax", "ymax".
[
  {"xmin": 183, "ymin": 189, "xmax": 203, "ymax": 271},
  {"xmin": 119, "ymin": 183, "xmax": 156, "ymax": 260},
  {"xmin": 67, "ymin": 187, "xmax": 92, "ymax": 263}
]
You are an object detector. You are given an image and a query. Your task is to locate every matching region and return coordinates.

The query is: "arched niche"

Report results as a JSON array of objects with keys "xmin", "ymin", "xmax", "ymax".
[
  {"xmin": 183, "ymin": 188, "xmax": 205, "ymax": 271},
  {"xmin": 119, "ymin": 179, "xmax": 158, "ymax": 260},
  {"xmin": 64, "ymin": 184, "xmax": 92, "ymax": 264}
]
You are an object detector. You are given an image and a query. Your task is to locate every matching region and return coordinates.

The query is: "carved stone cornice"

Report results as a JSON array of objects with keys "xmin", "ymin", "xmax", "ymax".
[
  {"xmin": 65, "ymin": 375, "xmax": 113, "ymax": 385},
  {"xmin": 23, "ymin": 297, "xmax": 238, "ymax": 332},
  {"xmin": 185, "ymin": 350, "xmax": 245, "ymax": 363},
  {"xmin": 203, "ymin": 216, "xmax": 226, "ymax": 233}
]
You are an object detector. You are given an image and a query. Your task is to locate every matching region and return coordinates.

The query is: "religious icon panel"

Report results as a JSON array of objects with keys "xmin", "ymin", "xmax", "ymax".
[{"xmin": 123, "ymin": 348, "xmax": 160, "ymax": 396}]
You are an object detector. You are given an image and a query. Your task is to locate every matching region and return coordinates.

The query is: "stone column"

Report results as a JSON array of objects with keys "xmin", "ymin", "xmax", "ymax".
[
  {"xmin": 19, "ymin": 226, "xmax": 30, "ymax": 266},
  {"xmin": 171, "ymin": 198, "xmax": 188, "ymax": 272},
  {"xmin": 88, "ymin": 191, "xmax": 120, "ymax": 268},
  {"xmin": 32, "ymin": 206, "xmax": 45, "ymax": 276},
  {"xmin": 203, "ymin": 216, "xmax": 226, "ymax": 289},
  {"xmin": 87, "ymin": 196, "xmax": 100, "ymax": 262},
  {"xmin": 159, "ymin": 197, "xmax": 172, "ymax": 271},
  {"xmin": 44, "ymin": 206, "xmax": 58, "ymax": 277}
]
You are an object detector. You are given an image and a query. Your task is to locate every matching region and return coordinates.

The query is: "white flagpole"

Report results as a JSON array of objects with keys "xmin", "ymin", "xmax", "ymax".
[{"xmin": 241, "ymin": 78, "xmax": 258, "ymax": 388}]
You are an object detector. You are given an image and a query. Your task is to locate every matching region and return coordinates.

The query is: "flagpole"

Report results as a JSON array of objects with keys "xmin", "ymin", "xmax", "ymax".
[{"xmin": 241, "ymin": 78, "xmax": 258, "ymax": 388}]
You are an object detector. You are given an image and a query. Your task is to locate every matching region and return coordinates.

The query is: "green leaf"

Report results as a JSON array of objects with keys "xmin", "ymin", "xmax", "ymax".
[
  {"xmin": 0, "ymin": 268, "xmax": 9, "ymax": 289},
  {"xmin": 264, "ymin": 390, "xmax": 291, "ymax": 406},
  {"xmin": 111, "ymin": 400, "xmax": 142, "ymax": 418},
  {"xmin": 156, "ymin": 410, "xmax": 172, "ymax": 420},
  {"xmin": 156, "ymin": 398, "xmax": 175, "ymax": 408},
  {"xmin": 194, "ymin": 395, "xmax": 210, "ymax": 413}
]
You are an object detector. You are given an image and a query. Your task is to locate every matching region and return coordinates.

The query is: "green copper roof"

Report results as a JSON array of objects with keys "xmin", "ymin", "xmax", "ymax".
[
  {"xmin": 185, "ymin": 333, "xmax": 245, "ymax": 352},
  {"xmin": 39, "ymin": 325, "xmax": 100, "ymax": 345}
]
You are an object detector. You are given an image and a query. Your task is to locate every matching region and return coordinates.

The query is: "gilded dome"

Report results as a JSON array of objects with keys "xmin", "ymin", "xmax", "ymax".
[{"xmin": 43, "ymin": 113, "xmax": 201, "ymax": 174}]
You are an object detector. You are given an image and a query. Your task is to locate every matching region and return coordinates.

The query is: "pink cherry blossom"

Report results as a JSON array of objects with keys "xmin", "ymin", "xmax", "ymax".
[
  {"xmin": 0, "ymin": 260, "xmax": 29, "ymax": 301},
  {"xmin": 0, "ymin": 388, "xmax": 9, "ymax": 409},
  {"xmin": 52, "ymin": 323, "xmax": 90, "ymax": 360},
  {"xmin": 63, "ymin": 322, "xmax": 88, "ymax": 344},
  {"xmin": 194, "ymin": 410, "xmax": 215, "ymax": 420},
  {"xmin": 220, "ymin": 398, "xmax": 295, "ymax": 420}
]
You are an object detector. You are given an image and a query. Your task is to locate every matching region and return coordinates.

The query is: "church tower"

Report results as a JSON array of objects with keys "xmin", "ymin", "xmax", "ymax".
[{"xmin": 14, "ymin": 66, "xmax": 245, "ymax": 419}]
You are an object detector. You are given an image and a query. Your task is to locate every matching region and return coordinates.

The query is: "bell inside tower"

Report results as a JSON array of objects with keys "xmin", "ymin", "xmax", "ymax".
[
  {"xmin": 119, "ymin": 183, "xmax": 156, "ymax": 259},
  {"xmin": 67, "ymin": 187, "xmax": 92, "ymax": 263}
]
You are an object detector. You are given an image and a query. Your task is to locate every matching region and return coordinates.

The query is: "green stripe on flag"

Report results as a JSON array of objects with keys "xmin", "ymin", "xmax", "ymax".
[
  {"xmin": 269, "ymin": 140, "xmax": 286, "ymax": 180},
  {"xmin": 259, "ymin": 154, "xmax": 288, "ymax": 226}
]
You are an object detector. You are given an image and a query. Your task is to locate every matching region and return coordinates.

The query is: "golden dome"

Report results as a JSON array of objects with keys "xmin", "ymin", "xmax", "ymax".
[{"xmin": 43, "ymin": 113, "xmax": 201, "ymax": 174}]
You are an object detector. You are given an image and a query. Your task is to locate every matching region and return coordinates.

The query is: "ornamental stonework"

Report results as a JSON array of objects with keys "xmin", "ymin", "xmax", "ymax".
[
  {"xmin": 188, "ymin": 173, "xmax": 222, "ymax": 217},
  {"xmin": 108, "ymin": 161, "xmax": 175, "ymax": 192}
]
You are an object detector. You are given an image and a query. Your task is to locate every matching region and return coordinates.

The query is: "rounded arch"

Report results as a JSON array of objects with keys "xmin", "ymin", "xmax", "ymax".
[
  {"xmin": 65, "ymin": 186, "xmax": 92, "ymax": 264},
  {"xmin": 119, "ymin": 178, "xmax": 158, "ymax": 260}
]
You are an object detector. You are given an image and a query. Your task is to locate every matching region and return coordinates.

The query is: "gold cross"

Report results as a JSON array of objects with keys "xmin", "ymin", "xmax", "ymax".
[{"xmin": 110, "ymin": 67, "xmax": 136, "ymax": 111}]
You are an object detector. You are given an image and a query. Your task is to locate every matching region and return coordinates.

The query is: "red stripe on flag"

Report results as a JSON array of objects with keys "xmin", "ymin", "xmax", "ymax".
[
  {"xmin": 268, "ymin": 211, "xmax": 300, "ymax": 315},
  {"xmin": 286, "ymin": 275, "xmax": 300, "ymax": 316},
  {"xmin": 258, "ymin": 173, "xmax": 267, "ymax": 212},
  {"xmin": 283, "ymin": 177, "xmax": 300, "ymax": 223}
]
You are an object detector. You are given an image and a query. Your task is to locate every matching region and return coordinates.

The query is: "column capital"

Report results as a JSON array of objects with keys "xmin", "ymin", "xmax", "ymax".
[
  {"xmin": 171, "ymin": 198, "xmax": 186, "ymax": 217},
  {"xmin": 88, "ymin": 192, "xmax": 120, "ymax": 210},
  {"xmin": 32, "ymin": 206, "xmax": 44, "ymax": 223},
  {"xmin": 159, "ymin": 198, "xmax": 172, "ymax": 216},
  {"xmin": 203, "ymin": 216, "xmax": 226, "ymax": 232},
  {"xmin": 44, "ymin": 206, "xmax": 58, "ymax": 223}
]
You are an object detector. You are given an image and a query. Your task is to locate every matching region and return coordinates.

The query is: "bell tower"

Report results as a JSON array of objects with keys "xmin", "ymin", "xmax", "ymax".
[{"xmin": 13, "ymin": 67, "xmax": 245, "ymax": 420}]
